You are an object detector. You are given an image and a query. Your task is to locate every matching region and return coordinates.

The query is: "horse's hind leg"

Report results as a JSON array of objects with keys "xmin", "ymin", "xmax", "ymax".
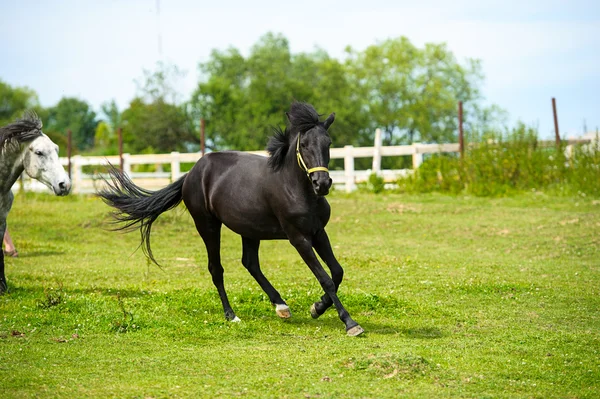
[
  {"xmin": 310, "ymin": 229, "xmax": 343, "ymax": 319},
  {"xmin": 195, "ymin": 218, "xmax": 239, "ymax": 322},
  {"xmin": 0, "ymin": 222, "xmax": 7, "ymax": 294},
  {"xmin": 241, "ymin": 237, "xmax": 290, "ymax": 319}
]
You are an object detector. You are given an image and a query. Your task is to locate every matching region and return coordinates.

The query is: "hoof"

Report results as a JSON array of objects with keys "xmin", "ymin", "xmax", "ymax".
[
  {"xmin": 275, "ymin": 304, "xmax": 291, "ymax": 319},
  {"xmin": 230, "ymin": 316, "xmax": 241, "ymax": 323},
  {"xmin": 346, "ymin": 325, "xmax": 364, "ymax": 337},
  {"xmin": 310, "ymin": 303, "xmax": 320, "ymax": 319},
  {"xmin": 0, "ymin": 280, "xmax": 6, "ymax": 295}
]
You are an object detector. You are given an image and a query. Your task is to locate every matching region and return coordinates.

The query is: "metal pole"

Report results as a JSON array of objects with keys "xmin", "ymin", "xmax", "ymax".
[
  {"xmin": 200, "ymin": 118, "xmax": 206, "ymax": 156},
  {"xmin": 552, "ymin": 97, "xmax": 560, "ymax": 146},
  {"xmin": 118, "ymin": 127, "xmax": 123, "ymax": 171},
  {"xmin": 458, "ymin": 101, "xmax": 464, "ymax": 158},
  {"xmin": 67, "ymin": 129, "xmax": 72, "ymax": 179}
]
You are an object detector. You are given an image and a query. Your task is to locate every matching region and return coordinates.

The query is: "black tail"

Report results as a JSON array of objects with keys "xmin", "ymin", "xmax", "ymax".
[{"xmin": 97, "ymin": 163, "xmax": 186, "ymax": 265}]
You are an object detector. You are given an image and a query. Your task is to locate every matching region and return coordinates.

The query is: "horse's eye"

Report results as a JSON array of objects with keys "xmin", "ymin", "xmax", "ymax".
[
  {"xmin": 35, "ymin": 151, "xmax": 43, "ymax": 156},
  {"xmin": 300, "ymin": 142, "xmax": 307, "ymax": 148}
]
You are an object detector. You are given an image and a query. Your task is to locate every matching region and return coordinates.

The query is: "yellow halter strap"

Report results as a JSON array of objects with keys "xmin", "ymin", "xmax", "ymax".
[{"xmin": 296, "ymin": 134, "xmax": 329, "ymax": 177}]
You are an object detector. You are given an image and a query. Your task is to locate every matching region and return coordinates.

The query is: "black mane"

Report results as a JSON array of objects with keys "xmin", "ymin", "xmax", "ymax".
[
  {"xmin": 0, "ymin": 111, "xmax": 43, "ymax": 149},
  {"xmin": 267, "ymin": 102, "xmax": 321, "ymax": 171}
]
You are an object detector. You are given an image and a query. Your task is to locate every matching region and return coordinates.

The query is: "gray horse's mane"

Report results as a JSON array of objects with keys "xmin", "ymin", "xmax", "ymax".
[{"xmin": 0, "ymin": 111, "xmax": 43, "ymax": 149}]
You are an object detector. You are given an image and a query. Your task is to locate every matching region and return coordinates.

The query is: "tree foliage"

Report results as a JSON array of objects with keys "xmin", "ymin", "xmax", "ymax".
[
  {"xmin": 45, "ymin": 97, "xmax": 98, "ymax": 151},
  {"xmin": 0, "ymin": 79, "xmax": 41, "ymax": 126},
  {"xmin": 191, "ymin": 34, "xmax": 497, "ymax": 151},
  {"xmin": 121, "ymin": 97, "xmax": 195, "ymax": 153},
  {"xmin": 345, "ymin": 37, "xmax": 486, "ymax": 145},
  {"xmin": 2, "ymin": 33, "xmax": 507, "ymax": 156},
  {"xmin": 190, "ymin": 33, "xmax": 368, "ymax": 151},
  {"xmin": 119, "ymin": 63, "xmax": 196, "ymax": 153}
]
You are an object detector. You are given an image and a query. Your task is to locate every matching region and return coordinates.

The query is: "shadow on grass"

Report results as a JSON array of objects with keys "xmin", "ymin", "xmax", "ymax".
[
  {"xmin": 11, "ymin": 251, "xmax": 65, "ymax": 258},
  {"xmin": 4, "ymin": 285, "xmax": 159, "ymax": 301},
  {"xmin": 401, "ymin": 326, "xmax": 446, "ymax": 339}
]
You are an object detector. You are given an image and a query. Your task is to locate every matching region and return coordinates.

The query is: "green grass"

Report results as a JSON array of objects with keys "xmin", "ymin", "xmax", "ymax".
[{"xmin": 1, "ymin": 191, "xmax": 599, "ymax": 398}]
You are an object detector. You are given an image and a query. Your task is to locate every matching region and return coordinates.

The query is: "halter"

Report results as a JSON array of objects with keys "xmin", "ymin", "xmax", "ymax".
[{"xmin": 296, "ymin": 133, "xmax": 329, "ymax": 178}]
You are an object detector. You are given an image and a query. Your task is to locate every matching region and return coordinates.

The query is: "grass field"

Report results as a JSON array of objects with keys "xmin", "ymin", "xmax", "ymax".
[{"xmin": 1, "ymin": 190, "xmax": 599, "ymax": 398}]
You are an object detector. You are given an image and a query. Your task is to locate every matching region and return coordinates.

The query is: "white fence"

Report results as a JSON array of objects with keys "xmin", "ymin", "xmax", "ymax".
[{"xmin": 14, "ymin": 129, "xmax": 594, "ymax": 194}]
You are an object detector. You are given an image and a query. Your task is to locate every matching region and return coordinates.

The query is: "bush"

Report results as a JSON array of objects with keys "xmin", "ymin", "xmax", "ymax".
[
  {"xmin": 358, "ymin": 173, "xmax": 386, "ymax": 194},
  {"xmin": 397, "ymin": 124, "xmax": 600, "ymax": 197}
]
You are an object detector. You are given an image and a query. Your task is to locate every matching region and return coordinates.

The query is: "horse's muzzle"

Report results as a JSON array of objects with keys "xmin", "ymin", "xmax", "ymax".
[
  {"xmin": 311, "ymin": 172, "xmax": 332, "ymax": 196},
  {"xmin": 54, "ymin": 180, "xmax": 72, "ymax": 196}
]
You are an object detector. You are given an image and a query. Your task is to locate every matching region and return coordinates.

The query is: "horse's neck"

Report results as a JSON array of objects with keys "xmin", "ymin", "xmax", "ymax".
[{"xmin": 0, "ymin": 145, "xmax": 25, "ymax": 193}]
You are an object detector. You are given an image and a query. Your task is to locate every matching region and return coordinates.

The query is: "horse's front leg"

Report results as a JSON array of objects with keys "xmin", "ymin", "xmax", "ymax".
[
  {"xmin": 285, "ymin": 225, "xmax": 363, "ymax": 336},
  {"xmin": 310, "ymin": 229, "xmax": 343, "ymax": 319}
]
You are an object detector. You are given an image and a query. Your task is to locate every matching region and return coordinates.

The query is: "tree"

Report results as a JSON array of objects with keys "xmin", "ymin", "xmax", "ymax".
[
  {"xmin": 119, "ymin": 63, "xmax": 196, "ymax": 153},
  {"xmin": 45, "ymin": 97, "xmax": 98, "ymax": 151},
  {"xmin": 191, "ymin": 33, "xmax": 294, "ymax": 150},
  {"xmin": 121, "ymin": 97, "xmax": 195, "ymax": 153},
  {"xmin": 345, "ymin": 37, "xmax": 488, "ymax": 145},
  {"xmin": 190, "ymin": 33, "xmax": 370, "ymax": 151},
  {"xmin": 0, "ymin": 79, "xmax": 41, "ymax": 126},
  {"xmin": 100, "ymin": 100, "xmax": 122, "ymax": 132}
]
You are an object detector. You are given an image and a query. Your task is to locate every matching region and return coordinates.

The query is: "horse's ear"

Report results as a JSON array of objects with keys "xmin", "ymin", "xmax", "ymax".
[
  {"xmin": 324, "ymin": 113, "xmax": 335, "ymax": 130},
  {"xmin": 286, "ymin": 112, "xmax": 293, "ymax": 123}
]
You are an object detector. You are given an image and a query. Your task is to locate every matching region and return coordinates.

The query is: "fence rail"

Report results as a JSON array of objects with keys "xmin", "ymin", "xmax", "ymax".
[{"xmin": 14, "ymin": 130, "xmax": 593, "ymax": 194}]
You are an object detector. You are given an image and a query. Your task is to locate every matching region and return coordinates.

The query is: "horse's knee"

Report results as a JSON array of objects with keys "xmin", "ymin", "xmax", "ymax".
[{"xmin": 330, "ymin": 264, "xmax": 344, "ymax": 286}]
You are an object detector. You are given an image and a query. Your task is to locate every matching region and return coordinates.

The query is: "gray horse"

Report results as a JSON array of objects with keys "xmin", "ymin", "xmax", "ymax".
[{"xmin": 0, "ymin": 112, "xmax": 71, "ymax": 293}]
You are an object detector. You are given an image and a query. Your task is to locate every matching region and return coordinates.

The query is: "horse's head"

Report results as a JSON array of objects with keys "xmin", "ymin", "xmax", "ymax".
[
  {"xmin": 23, "ymin": 134, "xmax": 71, "ymax": 196},
  {"xmin": 293, "ymin": 112, "xmax": 335, "ymax": 196}
]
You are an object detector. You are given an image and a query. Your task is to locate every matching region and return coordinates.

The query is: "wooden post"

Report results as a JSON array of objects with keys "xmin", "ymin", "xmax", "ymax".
[
  {"xmin": 118, "ymin": 127, "xmax": 123, "ymax": 171},
  {"xmin": 552, "ymin": 97, "xmax": 560, "ymax": 146},
  {"xmin": 344, "ymin": 145, "xmax": 355, "ymax": 193},
  {"xmin": 72, "ymin": 155, "xmax": 82, "ymax": 194},
  {"xmin": 458, "ymin": 101, "xmax": 464, "ymax": 159},
  {"xmin": 372, "ymin": 128, "xmax": 382, "ymax": 174},
  {"xmin": 412, "ymin": 143, "xmax": 423, "ymax": 169},
  {"xmin": 122, "ymin": 153, "xmax": 131, "ymax": 177},
  {"xmin": 200, "ymin": 118, "xmax": 206, "ymax": 156},
  {"xmin": 170, "ymin": 152, "xmax": 180, "ymax": 181},
  {"xmin": 67, "ymin": 129, "xmax": 72, "ymax": 179}
]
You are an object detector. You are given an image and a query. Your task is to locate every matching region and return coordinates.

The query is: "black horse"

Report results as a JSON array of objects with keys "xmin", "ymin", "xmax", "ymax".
[{"xmin": 98, "ymin": 102, "xmax": 363, "ymax": 336}]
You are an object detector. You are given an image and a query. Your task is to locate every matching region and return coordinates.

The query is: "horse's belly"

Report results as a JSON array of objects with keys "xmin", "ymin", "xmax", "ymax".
[{"xmin": 218, "ymin": 210, "xmax": 287, "ymax": 240}]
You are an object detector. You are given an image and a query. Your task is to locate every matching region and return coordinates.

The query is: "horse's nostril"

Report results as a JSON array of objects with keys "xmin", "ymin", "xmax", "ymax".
[{"xmin": 59, "ymin": 182, "xmax": 65, "ymax": 189}]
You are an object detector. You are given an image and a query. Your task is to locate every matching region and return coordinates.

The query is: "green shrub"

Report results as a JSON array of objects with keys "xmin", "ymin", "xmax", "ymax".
[{"xmin": 397, "ymin": 124, "xmax": 600, "ymax": 197}]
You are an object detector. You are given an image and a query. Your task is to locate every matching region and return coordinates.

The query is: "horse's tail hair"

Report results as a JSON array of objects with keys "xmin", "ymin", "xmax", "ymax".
[{"xmin": 97, "ymin": 163, "xmax": 186, "ymax": 266}]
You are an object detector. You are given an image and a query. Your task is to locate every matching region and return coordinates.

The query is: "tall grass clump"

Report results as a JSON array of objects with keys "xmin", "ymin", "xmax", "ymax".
[{"xmin": 398, "ymin": 124, "xmax": 600, "ymax": 197}]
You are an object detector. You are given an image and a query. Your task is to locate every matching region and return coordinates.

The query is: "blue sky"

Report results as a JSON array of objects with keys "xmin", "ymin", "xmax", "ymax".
[{"xmin": 1, "ymin": 0, "xmax": 599, "ymax": 140}]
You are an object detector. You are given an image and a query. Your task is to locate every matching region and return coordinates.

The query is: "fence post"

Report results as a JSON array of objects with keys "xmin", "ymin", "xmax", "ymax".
[
  {"xmin": 344, "ymin": 145, "xmax": 355, "ymax": 193},
  {"xmin": 458, "ymin": 101, "xmax": 464, "ymax": 159},
  {"xmin": 552, "ymin": 97, "xmax": 560, "ymax": 147},
  {"xmin": 118, "ymin": 127, "xmax": 124, "ymax": 171},
  {"xmin": 67, "ymin": 129, "xmax": 72, "ymax": 179},
  {"xmin": 565, "ymin": 144, "xmax": 574, "ymax": 167},
  {"xmin": 412, "ymin": 143, "xmax": 423, "ymax": 169},
  {"xmin": 200, "ymin": 118, "xmax": 206, "ymax": 156},
  {"xmin": 372, "ymin": 128, "xmax": 382, "ymax": 174},
  {"xmin": 71, "ymin": 155, "xmax": 82, "ymax": 194},
  {"xmin": 170, "ymin": 152, "xmax": 180, "ymax": 181},
  {"xmin": 122, "ymin": 153, "xmax": 131, "ymax": 177}
]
